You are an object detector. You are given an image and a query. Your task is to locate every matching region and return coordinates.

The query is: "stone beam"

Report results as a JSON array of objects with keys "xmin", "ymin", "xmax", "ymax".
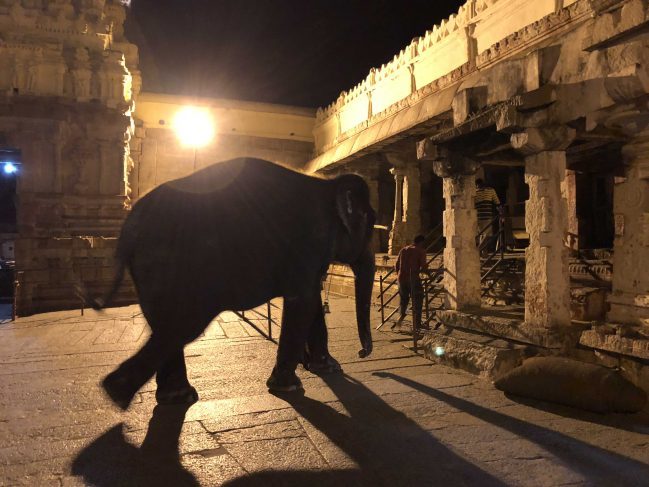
[
  {"xmin": 417, "ymin": 140, "xmax": 480, "ymax": 177},
  {"xmin": 452, "ymin": 86, "xmax": 489, "ymax": 126},
  {"xmin": 584, "ymin": 0, "xmax": 649, "ymax": 51},
  {"xmin": 510, "ymin": 126, "xmax": 576, "ymax": 155}
]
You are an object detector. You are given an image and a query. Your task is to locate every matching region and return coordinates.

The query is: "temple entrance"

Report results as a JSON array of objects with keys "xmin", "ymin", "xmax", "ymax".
[{"xmin": 0, "ymin": 149, "xmax": 19, "ymax": 321}]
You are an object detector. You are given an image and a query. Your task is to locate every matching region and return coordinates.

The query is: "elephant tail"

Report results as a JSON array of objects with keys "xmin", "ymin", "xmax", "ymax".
[{"xmin": 75, "ymin": 259, "xmax": 126, "ymax": 311}]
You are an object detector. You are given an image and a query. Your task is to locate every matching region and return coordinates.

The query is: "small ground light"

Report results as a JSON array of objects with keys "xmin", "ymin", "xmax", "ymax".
[
  {"xmin": 2, "ymin": 162, "xmax": 18, "ymax": 175},
  {"xmin": 435, "ymin": 346, "xmax": 445, "ymax": 357}
]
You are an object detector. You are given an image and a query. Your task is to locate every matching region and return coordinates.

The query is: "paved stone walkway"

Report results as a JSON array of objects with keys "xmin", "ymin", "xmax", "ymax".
[{"xmin": 1, "ymin": 296, "xmax": 649, "ymax": 486}]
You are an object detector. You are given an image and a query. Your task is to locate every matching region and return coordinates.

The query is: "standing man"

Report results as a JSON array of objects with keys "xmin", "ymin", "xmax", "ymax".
[
  {"xmin": 475, "ymin": 178, "xmax": 501, "ymax": 251},
  {"xmin": 393, "ymin": 235, "xmax": 427, "ymax": 330}
]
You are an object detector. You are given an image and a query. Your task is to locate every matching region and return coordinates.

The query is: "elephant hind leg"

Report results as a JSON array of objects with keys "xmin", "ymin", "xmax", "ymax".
[
  {"xmin": 102, "ymin": 334, "xmax": 179, "ymax": 410},
  {"xmin": 155, "ymin": 350, "xmax": 198, "ymax": 405},
  {"xmin": 304, "ymin": 298, "xmax": 342, "ymax": 375}
]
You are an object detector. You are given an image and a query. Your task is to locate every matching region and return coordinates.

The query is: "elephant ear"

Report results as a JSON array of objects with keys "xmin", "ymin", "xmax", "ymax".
[{"xmin": 336, "ymin": 188, "xmax": 355, "ymax": 235}]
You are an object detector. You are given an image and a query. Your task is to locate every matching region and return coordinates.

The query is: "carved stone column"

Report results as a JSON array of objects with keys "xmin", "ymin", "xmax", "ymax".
[
  {"xmin": 608, "ymin": 133, "xmax": 649, "ymax": 326},
  {"xmin": 355, "ymin": 159, "xmax": 382, "ymax": 254},
  {"xmin": 417, "ymin": 142, "xmax": 481, "ymax": 310},
  {"xmin": 564, "ymin": 169, "xmax": 579, "ymax": 253},
  {"xmin": 512, "ymin": 127, "xmax": 575, "ymax": 328},
  {"xmin": 388, "ymin": 164, "xmax": 422, "ymax": 254},
  {"xmin": 441, "ymin": 173, "xmax": 481, "ymax": 310}
]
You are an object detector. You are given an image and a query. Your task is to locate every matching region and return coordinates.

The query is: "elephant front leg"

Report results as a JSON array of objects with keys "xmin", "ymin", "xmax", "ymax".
[
  {"xmin": 155, "ymin": 350, "xmax": 198, "ymax": 405},
  {"xmin": 304, "ymin": 297, "xmax": 342, "ymax": 375},
  {"xmin": 102, "ymin": 334, "xmax": 171, "ymax": 410},
  {"xmin": 267, "ymin": 293, "xmax": 319, "ymax": 392}
]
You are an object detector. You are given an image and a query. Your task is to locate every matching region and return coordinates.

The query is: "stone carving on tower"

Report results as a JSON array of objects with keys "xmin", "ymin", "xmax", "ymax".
[{"xmin": 0, "ymin": 0, "xmax": 141, "ymax": 314}]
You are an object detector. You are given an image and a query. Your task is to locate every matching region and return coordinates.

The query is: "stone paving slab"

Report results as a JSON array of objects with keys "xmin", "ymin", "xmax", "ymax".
[{"xmin": 1, "ymin": 296, "xmax": 649, "ymax": 486}]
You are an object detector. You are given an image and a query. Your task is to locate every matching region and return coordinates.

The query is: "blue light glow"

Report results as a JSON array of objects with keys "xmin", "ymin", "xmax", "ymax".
[
  {"xmin": 2, "ymin": 162, "xmax": 17, "ymax": 175},
  {"xmin": 435, "ymin": 346, "xmax": 445, "ymax": 357}
]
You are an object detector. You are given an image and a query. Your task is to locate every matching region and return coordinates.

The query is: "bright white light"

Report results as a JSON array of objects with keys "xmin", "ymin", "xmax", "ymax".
[
  {"xmin": 2, "ymin": 162, "xmax": 17, "ymax": 175},
  {"xmin": 435, "ymin": 346, "xmax": 445, "ymax": 357},
  {"xmin": 173, "ymin": 106, "xmax": 215, "ymax": 149}
]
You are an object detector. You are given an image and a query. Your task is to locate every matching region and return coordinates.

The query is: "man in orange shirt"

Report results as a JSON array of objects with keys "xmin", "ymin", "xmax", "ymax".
[{"xmin": 393, "ymin": 235, "xmax": 427, "ymax": 330}]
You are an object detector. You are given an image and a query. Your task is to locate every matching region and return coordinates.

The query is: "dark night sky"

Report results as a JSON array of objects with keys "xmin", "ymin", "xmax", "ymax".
[{"xmin": 125, "ymin": 0, "xmax": 464, "ymax": 108}]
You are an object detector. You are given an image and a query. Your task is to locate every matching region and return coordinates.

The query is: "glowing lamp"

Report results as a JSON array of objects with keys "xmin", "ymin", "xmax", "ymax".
[
  {"xmin": 173, "ymin": 106, "xmax": 215, "ymax": 148},
  {"xmin": 2, "ymin": 162, "xmax": 18, "ymax": 175}
]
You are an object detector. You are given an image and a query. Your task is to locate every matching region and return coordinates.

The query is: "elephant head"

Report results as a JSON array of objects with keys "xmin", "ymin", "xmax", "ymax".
[{"xmin": 332, "ymin": 174, "xmax": 376, "ymax": 357}]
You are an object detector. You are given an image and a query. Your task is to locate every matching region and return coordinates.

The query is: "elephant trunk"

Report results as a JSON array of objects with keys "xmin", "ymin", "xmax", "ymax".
[{"xmin": 351, "ymin": 245, "xmax": 375, "ymax": 358}]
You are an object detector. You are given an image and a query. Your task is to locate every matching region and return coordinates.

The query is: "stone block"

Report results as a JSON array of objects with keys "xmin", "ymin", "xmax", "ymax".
[
  {"xmin": 436, "ymin": 309, "xmax": 577, "ymax": 349},
  {"xmin": 570, "ymin": 287, "xmax": 608, "ymax": 322},
  {"xmin": 580, "ymin": 327, "xmax": 649, "ymax": 360},
  {"xmin": 421, "ymin": 326, "xmax": 530, "ymax": 381}
]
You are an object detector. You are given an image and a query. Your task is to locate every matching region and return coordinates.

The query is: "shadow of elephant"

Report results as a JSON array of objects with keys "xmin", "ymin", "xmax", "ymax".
[
  {"xmin": 223, "ymin": 373, "xmax": 507, "ymax": 487},
  {"xmin": 71, "ymin": 404, "xmax": 198, "ymax": 487}
]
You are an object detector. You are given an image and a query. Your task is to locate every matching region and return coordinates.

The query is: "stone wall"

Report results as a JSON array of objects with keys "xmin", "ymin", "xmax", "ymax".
[
  {"xmin": 130, "ymin": 93, "xmax": 316, "ymax": 199},
  {"xmin": 0, "ymin": 2, "xmax": 317, "ymax": 315},
  {"xmin": 0, "ymin": 0, "xmax": 140, "ymax": 315},
  {"xmin": 130, "ymin": 128, "xmax": 315, "ymax": 200},
  {"xmin": 6, "ymin": 98, "xmax": 135, "ymax": 314},
  {"xmin": 15, "ymin": 236, "xmax": 135, "ymax": 314}
]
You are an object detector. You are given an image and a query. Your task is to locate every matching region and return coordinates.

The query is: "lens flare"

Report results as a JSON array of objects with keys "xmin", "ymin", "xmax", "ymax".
[
  {"xmin": 2, "ymin": 162, "xmax": 18, "ymax": 175},
  {"xmin": 173, "ymin": 106, "xmax": 215, "ymax": 148}
]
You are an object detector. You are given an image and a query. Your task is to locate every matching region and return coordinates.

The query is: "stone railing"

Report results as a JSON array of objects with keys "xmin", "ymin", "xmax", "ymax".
[
  {"xmin": 0, "ymin": 0, "xmax": 140, "ymax": 108},
  {"xmin": 313, "ymin": 0, "xmax": 582, "ymax": 155}
]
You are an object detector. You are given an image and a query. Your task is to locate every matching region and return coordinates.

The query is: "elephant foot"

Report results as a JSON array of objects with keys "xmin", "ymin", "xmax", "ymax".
[
  {"xmin": 304, "ymin": 354, "xmax": 343, "ymax": 375},
  {"xmin": 102, "ymin": 370, "xmax": 139, "ymax": 411},
  {"xmin": 156, "ymin": 385, "xmax": 199, "ymax": 406},
  {"xmin": 266, "ymin": 367, "xmax": 303, "ymax": 393}
]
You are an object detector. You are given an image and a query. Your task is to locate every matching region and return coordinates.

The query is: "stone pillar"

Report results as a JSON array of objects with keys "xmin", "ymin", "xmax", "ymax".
[
  {"xmin": 356, "ymin": 159, "xmax": 382, "ymax": 254},
  {"xmin": 441, "ymin": 174, "xmax": 481, "ymax": 310},
  {"xmin": 564, "ymin": 169, "xmax": 579, "ymax": 253},
  {"xmin": 388, "ymin": 164, "xmax": 422, "ymax": 254},
  {"xmin": 511, "ymin": 127, "xmax": 574, "ymax": 329},
  {"xmin": 608, "ymin": 135, "xmax": 649, "ymax": 326},
  {"xmin": 523, "ymin": 152, "xmax": 571, "ymax": 328}
]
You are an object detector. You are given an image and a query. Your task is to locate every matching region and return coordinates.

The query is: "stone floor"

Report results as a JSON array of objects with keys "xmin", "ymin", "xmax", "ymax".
[{"xmin": 1, "ymin": 296, "xmax": 649, "ymax": 486}]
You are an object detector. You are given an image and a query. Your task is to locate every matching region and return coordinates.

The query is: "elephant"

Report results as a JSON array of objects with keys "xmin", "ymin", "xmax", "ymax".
[{"xmin": 88, "ymin": 157, "xmax": 376, "ymax": 410}]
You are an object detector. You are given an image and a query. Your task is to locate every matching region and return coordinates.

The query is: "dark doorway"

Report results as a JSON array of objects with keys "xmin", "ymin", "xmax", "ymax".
[
  {"xmin": 0, "ymin": 154, "xmax": 20, "ymax": 233},
  {"xmin": 0, "ymin": 149, "xmax": 19, "ymax": 319},
  {"xmin": 483, "ymin": 165, "xmax": 529, "ymax": 249},
  {"xmin": 575, "ymin": 172, "xmax": 614, "ymax": 249}
]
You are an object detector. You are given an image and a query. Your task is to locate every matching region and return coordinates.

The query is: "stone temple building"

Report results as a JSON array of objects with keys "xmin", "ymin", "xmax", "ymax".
[
  {"xmin": 0, "ymin": 0, "xmax": 315, "ymax": 314},
  {"xmin": 2, "ymin": 0, "xmax": 649, "ymax": 394}
]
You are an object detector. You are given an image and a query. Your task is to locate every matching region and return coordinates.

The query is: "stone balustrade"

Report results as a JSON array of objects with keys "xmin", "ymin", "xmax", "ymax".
[{"xmin": 313, "ymin": 0, "xmax": 582, "ymax": 158}]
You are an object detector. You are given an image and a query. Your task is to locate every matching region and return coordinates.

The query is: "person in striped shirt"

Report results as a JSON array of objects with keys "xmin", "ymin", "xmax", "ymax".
[{"xmin": 475, "ymin": 179, "xmax": 501, "ymax": 251}]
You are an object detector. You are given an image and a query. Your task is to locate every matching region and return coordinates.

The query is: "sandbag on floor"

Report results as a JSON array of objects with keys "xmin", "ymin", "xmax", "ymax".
[{"xmin": 494, "ymin": 356, "xmax": 647, "ymax": 413}]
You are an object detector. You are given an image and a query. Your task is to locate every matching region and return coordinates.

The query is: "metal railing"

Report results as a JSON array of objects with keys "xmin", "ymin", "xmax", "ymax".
[
  {"xmin": 376, "ymin": 222, "xmax": 445, "ymax": 331},
  {"xmin": 235, "ymin": 301, "xmax": 281, "ymax": 343},
  {"xmin": 378, "ymin": 205, "xmax": 528, "ymax": 349}
]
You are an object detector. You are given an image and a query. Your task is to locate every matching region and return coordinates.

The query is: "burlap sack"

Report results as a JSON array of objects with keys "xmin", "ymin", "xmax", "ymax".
[{"xmin": 494, "ymin": 357, "xmax": 647, "ymax": 413}]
